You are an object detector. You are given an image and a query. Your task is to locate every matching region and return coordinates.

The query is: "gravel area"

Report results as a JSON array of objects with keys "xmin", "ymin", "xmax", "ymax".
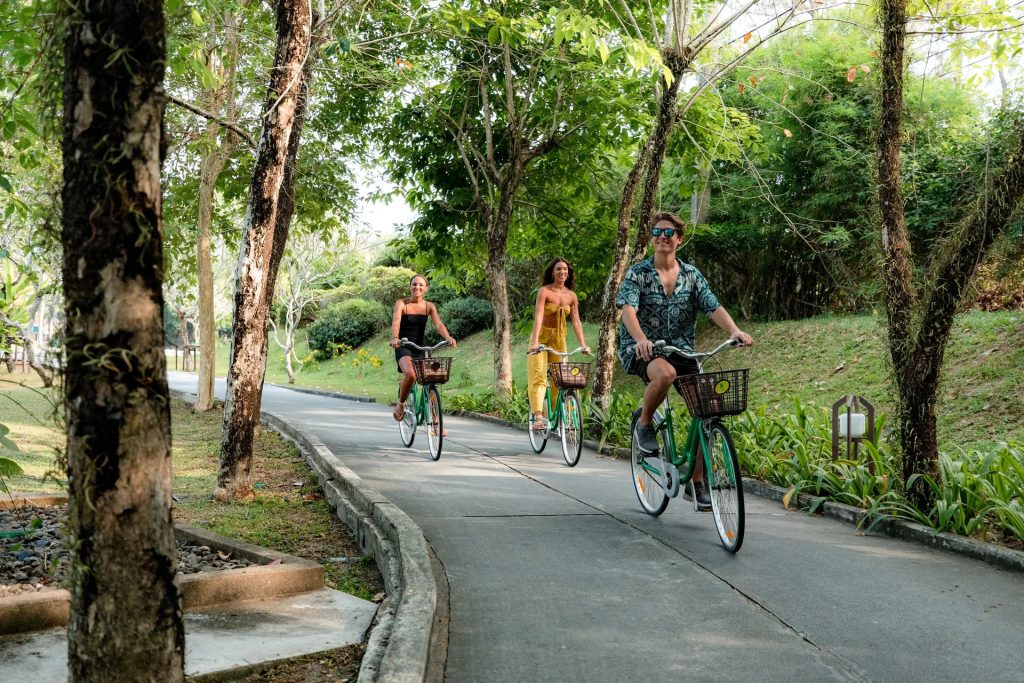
[{"xmin": 1, "ymin": 505, "xmax": 255, "ymax": 597}]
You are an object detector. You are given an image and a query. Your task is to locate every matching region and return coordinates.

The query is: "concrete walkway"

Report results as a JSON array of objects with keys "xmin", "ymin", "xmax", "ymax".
[
  {"xmin": 168, "ymin": 373, "xmax": 1024, "ymax": 683},
  {"xmin": 0, "ymin": 588, "xmax": 376, "ymax": 679}
]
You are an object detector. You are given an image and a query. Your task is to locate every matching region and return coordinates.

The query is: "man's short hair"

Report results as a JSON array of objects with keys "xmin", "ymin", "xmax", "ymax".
[{"xmin": 651, "ymin": 211, "xmax": 686, "ymax": 231}]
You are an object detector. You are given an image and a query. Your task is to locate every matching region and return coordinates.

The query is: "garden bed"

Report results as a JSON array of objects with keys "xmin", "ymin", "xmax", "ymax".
[{"xmin": 0, "ymin": 496, "xmax": 324, "ymax": 636}]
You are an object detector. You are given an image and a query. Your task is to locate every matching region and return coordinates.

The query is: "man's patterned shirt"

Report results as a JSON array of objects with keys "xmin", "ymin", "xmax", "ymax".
[{"xmin": 614, "ymin": 256, "xmax": 721, "ymax": 372}]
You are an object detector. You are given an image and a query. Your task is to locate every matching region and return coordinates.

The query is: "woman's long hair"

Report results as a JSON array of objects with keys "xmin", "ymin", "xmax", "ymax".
[{"xmin": 541, "ymin": 257, "xmax": 575, "ymax": 290}]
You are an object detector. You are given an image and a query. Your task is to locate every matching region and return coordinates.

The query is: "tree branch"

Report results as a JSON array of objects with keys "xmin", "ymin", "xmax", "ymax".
[{"xmin": 168, "ymin": 94, "xmax": 257, "ymax": 150}]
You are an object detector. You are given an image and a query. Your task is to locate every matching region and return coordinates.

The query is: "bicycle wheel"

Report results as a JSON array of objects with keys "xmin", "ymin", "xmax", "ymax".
[
  {"xmin": 399, "ymin": 389, "xmax": 416, "ymax": 447},
  {"xmin": 705, "ymin": 422, "xmax": 745, "ymax": 552},
  {"xmin": 426, "ymin": 385, "xmax": 443, "ymax": 461},
  {"xmin": 630, "ymin": 409, "xmax": 669, "ymax": 516},
  {"xmin": 527, "ymin": 392, "xmax": 549, "ymax": 454},
  {"xmin": 559, "ymin": 392, "xmax": 583, "ymax": 467}
]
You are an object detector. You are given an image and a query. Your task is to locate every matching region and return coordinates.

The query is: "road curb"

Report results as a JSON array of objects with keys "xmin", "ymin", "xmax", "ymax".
[
  {"xmin": 745, "ymin": 478, "xmax": 1024, "ymax": 574},
  {"xmin": 268, "ymin": 382, "xmax": 377, "ymax": 404},
  {"xmin": 169, "ymin": 389, "xmax": 437, "ymax": 682}
]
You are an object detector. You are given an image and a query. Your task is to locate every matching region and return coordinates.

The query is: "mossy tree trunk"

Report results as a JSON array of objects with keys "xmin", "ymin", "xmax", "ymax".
[
  {"xmin": 877, "ymin": 0, "xmax": 1024, "ymax": 507},
  {"xmin": 61, "ymin": 0, "xmax": 184, "ymax": 680},
  {"xmin": 217, "ymin": 0, "xmax": 315, "ymax": 501}
]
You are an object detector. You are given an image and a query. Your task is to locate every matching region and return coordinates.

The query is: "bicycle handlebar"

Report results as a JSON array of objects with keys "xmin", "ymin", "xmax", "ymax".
[
  {"xmin": 399, "ymin": 338, "xmax": 452, "ymax": 352},
  {"xmin": 654, "ymin": 338, "xmax": 740, "ymax": 361},
  {"xmin": 527, "ymin": 345, "xmax": 589, "ymax": 358}
]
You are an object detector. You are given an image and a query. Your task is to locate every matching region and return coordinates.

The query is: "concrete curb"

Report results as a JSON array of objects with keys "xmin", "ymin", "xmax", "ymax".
[
  {"xmin": 445, "ymin": 410, "xmax": 1024, "ymax": 574},
  {"xmin": 745, "ymin": 478, "xmax": 1024, "ymax": 574},
  {"xmin": 175, "ymin": 525, "xmax": 325, "ymax": 609},
  {"xmin": 169, "ymin": 389, "xmax": 437, "ymax": 682},
  {"xmin": 267, "ymin": 382, "xmax": 378, "ymax": 404},
  {"xmin": 0, "ymin": 524, "xmax": 324, "ymax": 636},
  {"xmin": 0, "ymin": 493, "xmax": 69, "ymax": 510},
  {"xmin": 259, "ymin": 411, "xmax": 436, "ymax": 683}
]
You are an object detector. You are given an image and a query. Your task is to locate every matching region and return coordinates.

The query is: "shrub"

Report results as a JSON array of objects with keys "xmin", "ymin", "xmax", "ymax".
[
  {"xmin": 307, "ymin": 299, "xmax": 389, "ymax": 359},
  {"xmin": 430, "ymin": 297, "xmax": 492, "ymax": 341},
  {"xmin": 364, "ymin": 266, "xmax": 417, "ymax": 308}
]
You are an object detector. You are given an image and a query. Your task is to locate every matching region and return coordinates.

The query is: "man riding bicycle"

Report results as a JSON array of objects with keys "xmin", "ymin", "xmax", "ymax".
[{"xmin": 616, "ymin": 211, "xmax": 753, "ymax": 507}]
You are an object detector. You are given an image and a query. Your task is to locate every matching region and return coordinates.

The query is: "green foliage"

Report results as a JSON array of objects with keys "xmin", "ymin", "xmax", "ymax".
[
  {"xmin": 732, "ymin": 400, "xmax": 1024, "ymax": 543},
  {"xmin": 361, "ymin": 266, "xmax": 417, "ymax": 308},
  {"xmin": 869, "ymin": 444, "xmax": 1024, "ymax": 542},
  {"xmin": 585, "ymin": 390, "xmax": 637, "ymax": 450},
  {"xmin": 433, "ymin": 297, "xmax": 493, "ymax": 340},
  {"xmin": 307, "ymin": 299, "xmax": 389, "ymax": 359},
  {"xmin": 0, "ymin": 422, "xmax": 24, "ymax": 494},
  {"xmin": 447, "ymin": 383, "xmax": 530, "ymax": 424},
  {"xmin": 679, "ymin": 18, "xmax": 989, "ymax": 319}
]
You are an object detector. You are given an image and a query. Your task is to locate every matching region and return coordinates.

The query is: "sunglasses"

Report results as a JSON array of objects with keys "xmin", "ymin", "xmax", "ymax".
[{"xmin": 651, "ymin": 227, "xmax": 678, "ymax": 238}]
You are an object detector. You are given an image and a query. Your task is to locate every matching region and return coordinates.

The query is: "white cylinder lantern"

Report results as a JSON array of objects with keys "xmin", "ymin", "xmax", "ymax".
[{"xmin": 838, "ymin": 412, "xmax": 866, "ymax": 439}]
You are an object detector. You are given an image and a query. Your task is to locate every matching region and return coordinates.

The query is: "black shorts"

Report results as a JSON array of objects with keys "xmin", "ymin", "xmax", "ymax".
[
  {"xmin": 629, "ymin": 355, "xmax": 699, "ymax": 386},
  {"xmin": 395, "ymin": 347, "xmax": 425, "ymax": 373}
]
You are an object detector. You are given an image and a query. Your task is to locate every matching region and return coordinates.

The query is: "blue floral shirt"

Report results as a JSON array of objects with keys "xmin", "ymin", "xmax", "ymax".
[{"xmin": 615, "ymin": 257, "xmax": 721, "ymax": 372}]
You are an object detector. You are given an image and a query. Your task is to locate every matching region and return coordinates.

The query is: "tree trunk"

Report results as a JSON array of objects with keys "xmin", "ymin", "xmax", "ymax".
[
  {"xmin": 177, "ymin": 308, "xmax": 194, "ymax": 372},
  {"xmin": 878, "ymin": 0, "xmax": 1024, "ymax": 507},
  {"xmin": 196, "ymin": 146, "xmax": 226, "ymax": 405},
  {"xmin": 61, "ymin": 1, "xmax": 184, "ymax": 680},
  {"xmin": 591, "ymin": 138, "xmax": 653, "ymax": 408},
  {"xmin": 217, "ymin": 0, "xmax": 315, "ymax": 502},
  {"xmin": 485, "ymin": 164, "xmax": 524, "ymax": 396},
  {"xmin": 197, "ymin": 11, "xmax": 242, "ymax": 412},
  {"xmin": 592, "ymin": 50, "xmax": 689, "ymax": 410}
]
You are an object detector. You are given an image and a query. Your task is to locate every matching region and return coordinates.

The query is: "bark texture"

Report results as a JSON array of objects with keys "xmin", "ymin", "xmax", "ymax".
[
  {"xmin": 485, "ymin": 159, "xmax": 526, "ymax": 396},
  {"xmin": 592, "ymin": 49, "xmax": 689, "ymax": 409},
  {"xmin": 217, "ymin": 0, "xmax": 315, "ymax": 501},
  {"xmin": 878, "ymin": 0, "xmax": 1024, "ymax": 506},
  {"xmin": 61, "ymin": 1, "xmax": 183, "ymax": 680}
]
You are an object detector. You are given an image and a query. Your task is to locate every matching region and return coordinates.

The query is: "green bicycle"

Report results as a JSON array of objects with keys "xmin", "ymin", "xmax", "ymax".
[
  {"xmin": 630, "ymin": 339, "xmax": 748, "ymax": 553},
  {"xmin": 526, "ymin": 345, "xmax": 589, "ymax": 467},
  {"xmin": 398, "ymin": 338, "xmax": 453, "ymax": 461}
]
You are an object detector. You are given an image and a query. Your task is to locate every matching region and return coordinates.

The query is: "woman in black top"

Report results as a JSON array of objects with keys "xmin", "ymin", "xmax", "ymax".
[{"xmin": 389, "ymin": 274, "xmax": 457, "ymax": 422}]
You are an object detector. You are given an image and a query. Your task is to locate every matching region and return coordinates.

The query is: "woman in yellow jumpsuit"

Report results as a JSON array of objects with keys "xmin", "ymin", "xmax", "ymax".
[{"xmin": 527, "ymin": 258, "xmax": 590, "ymax": 430}]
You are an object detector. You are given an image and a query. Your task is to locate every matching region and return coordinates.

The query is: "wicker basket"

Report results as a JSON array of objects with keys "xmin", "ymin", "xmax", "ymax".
[
  {"xmin": 412, "ymin": 357, "xmax": 452, "ymax": 385},
  {"xmin": 548, "ymin": 362, "xmax": 591, "ymax": 390},
  {"xmin": 674, "ymin": 368, "xmax": 749, "ymax": 418}
]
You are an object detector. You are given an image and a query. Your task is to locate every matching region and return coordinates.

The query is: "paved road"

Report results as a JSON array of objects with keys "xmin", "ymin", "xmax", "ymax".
[{"xmin": 168, "ymin": 373, "xmax": 1024, "ymax": 683}]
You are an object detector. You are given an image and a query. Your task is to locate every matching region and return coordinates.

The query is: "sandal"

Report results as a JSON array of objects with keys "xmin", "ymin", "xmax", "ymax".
[
  {"xmin": 531, "ymin": 417, "xmax": 547, "ymax": 432},
  {"xmin": 392, "ymin": 403, "xmax": 405, "ymax": 421}
]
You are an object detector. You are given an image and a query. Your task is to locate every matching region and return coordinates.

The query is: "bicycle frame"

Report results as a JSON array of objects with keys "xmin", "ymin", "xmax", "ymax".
[
  {"xmin": 644, "ymin": 404, "xmax": 705, "ymax": 486},
  {"xmin": 529, "ymin": 344, "xmax": 587, "ymax": 430},
  {"xmin": 409, "ymin": 383, "xmax": 429, "ymax": 425},
  {"xmin": 638, "ymin": 338, "xmax": 742, "ymax": 487},
  {"xmin": 543, "ymin": 385, "xmax": 567, "ymax": 430}
]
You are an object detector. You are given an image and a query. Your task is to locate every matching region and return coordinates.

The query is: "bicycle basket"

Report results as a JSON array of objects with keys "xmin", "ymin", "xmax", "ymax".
[
  {"xmin": 674, "ymin": 368, "xmax": 749, "ymax": 418},
  {"xmin": 412, "ymin": 357, "xmax": 452, "ymax": 385},
  {"xmin": 548, "ymin": 362, "xmax": 591, "ymax": 390}
]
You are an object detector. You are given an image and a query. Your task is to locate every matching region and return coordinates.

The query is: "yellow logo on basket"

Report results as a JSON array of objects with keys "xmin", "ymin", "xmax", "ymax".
[
  {"xmin": 571, "ymin": 366, "xmax": 581, "ymax": 376},
  {"xmin": 714, "ymin": 379, "xmax": 730, "ymax": 395}
]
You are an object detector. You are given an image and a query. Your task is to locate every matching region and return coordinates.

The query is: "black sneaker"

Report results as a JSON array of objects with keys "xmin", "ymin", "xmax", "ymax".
[
  {"xmin": 635, "ymin": 423, "xmax": 660, "ymax": 455},
  {"xmin": 683, "ymin": 479, "xmax": 712, "ymax": 510}
]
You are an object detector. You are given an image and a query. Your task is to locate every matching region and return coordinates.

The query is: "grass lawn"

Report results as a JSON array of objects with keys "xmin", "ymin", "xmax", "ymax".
[
  {"xmin": 0, "ymin": 372, "xmax": 383, "ymax": 601},
  {"xmin": 252, "ymin": 310, "xmax": 1024, "ymax": 452},
  {"xmin": 0, "ymin": 373, "xmax": 63, "ymax": 493}
]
